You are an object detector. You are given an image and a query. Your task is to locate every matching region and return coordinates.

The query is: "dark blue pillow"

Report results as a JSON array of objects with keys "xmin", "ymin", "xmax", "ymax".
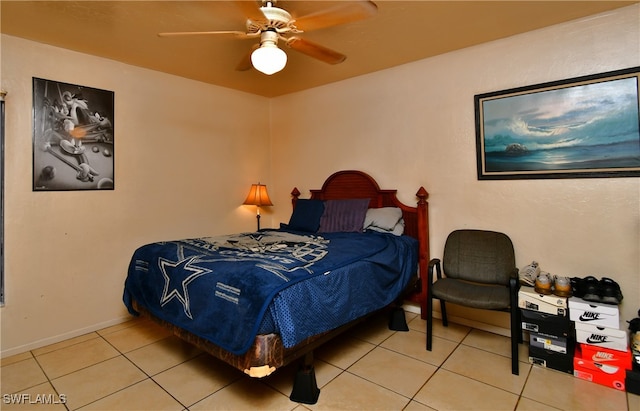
[{"xmin": 287, "ymin": 199, "xmax": 325, "ymax": 232}]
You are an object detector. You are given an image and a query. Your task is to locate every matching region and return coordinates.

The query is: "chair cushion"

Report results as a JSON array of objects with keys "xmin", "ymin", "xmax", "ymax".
[{"xmin": 431, "ymin": 278, "xmax": 511, "ymax": 310}]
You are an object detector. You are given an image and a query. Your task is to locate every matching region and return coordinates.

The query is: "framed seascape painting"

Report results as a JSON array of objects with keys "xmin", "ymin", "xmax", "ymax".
[
  {"xmin": 475, "ymin": 67, "xmax": 640, "ymax": 180},
  {"xmin": 32, "ymin": 78, "xmax": 114, "ymax": 191}
]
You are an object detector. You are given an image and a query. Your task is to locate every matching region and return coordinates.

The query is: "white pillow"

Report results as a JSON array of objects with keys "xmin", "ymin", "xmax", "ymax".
[
  {"xmin": 366, "ymin": 219, "xmax": 405, "ymax": 236},
  {"xmin": 363, "ymin": 207, "xmax": 404, "ymax": 235}
]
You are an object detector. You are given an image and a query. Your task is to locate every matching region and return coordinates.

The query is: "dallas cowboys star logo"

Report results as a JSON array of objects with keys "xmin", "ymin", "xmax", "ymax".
[{"xmin": 159, "ymin": 255, "xmax": 211, "ymax": 319}]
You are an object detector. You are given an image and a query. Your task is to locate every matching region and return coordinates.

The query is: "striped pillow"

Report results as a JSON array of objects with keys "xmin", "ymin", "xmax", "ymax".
[{"xmin": 318, "ymin": 199, "xmax": 370, "ymax": 233}]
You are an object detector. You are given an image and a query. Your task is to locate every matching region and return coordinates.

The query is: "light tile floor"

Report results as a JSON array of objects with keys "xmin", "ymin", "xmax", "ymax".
[{"xmin": 2, "ymin": 312, "xmax": 639, "ymax": 410}]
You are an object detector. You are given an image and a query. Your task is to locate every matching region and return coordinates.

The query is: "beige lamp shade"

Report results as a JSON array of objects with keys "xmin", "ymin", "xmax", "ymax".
[
  {"xmin": 243, "ymin": 183, "xmax": 273, "ymax": 207},
  {"xmin": 243, "ymin": 183, "xmax": 273, "ymax": 231}
]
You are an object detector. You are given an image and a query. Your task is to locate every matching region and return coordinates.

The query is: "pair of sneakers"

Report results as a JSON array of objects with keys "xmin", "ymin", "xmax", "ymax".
[
  {"xmin": 519, "ymin": 262, "xmax": 571, "ymax": 296},
  {"xmin": 534, "ymin": 273, "xmax": 572, "ymax": 297},
  {"xmin": 572, "ymin": 276, "xmax": 623, "ymax": 305}
]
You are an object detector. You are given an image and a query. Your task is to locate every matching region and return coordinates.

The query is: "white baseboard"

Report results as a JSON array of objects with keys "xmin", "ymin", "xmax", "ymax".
[
  {"xmin": 403, "ymin": 301, "xmax": 421, "ymax": 315},
  {"xmin": 1, "ymin": 316, "xmax": 132, "ymax": 358},
  {"xmin": 403, "ymin": 300, "xmax": 510, "ymax": 338}
]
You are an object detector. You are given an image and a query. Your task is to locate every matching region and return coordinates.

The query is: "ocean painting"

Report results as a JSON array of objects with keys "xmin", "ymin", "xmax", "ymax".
[{"xmin": 476, "ymin": 69, "xmax": 640, "ymax": 179}]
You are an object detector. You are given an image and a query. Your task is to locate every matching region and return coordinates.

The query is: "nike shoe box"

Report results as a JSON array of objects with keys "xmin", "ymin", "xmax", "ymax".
[
  {"xmin": 578, "ymin": 343, "xmax": 632, "ymax": 368},
  {"xmin": 573, "ymin": 344, "xmax": 630, "ymax": 391},
  {"xmin": 528, "ymin": 332, "xmax": 575, "ymax": 374},
  {"xmin": 575, "ymin": 322, "xmax": 628, "ymax": 352},
  {"xmin": 518, "ymin": 287, "xmax": 568, "ymax": 316},
  {"xmin": 521, "ymin": 308, "xmax": 574, "ymax": 338},
  {"xmin": 569, "ymin": 297, "xmax": 619, "ymax": 329}
]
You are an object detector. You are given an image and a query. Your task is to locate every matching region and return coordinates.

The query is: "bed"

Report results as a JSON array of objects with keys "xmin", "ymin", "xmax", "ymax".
[{"xmin": 122, "ymin": 170, "xmax": 429, "ymax": 403}]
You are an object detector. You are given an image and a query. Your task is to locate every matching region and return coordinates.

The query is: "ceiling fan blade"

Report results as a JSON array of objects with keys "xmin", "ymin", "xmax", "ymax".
[
  {"xmin": 236, "ymin": 44, "xmax": 260, "ymax": 71},
  {"xmin": 286, "ymin": 37, "xmax": 346, "ymax": 65},
  {"xmin": 235, "ymin": 0, "xmax": 267, "ymax": 22},
  {"xmin": 158, "ymin": 30, "xmax": 252, "ymax": 39},
  {"xmin": 293, "ymin": 1, "xmax": 377, "ymax": 32}
]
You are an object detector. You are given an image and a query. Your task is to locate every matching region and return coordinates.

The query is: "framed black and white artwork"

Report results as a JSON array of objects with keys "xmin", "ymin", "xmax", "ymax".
[{"xmin": 32, "ymin": 78, "xmax": 114, "ymax": 191}]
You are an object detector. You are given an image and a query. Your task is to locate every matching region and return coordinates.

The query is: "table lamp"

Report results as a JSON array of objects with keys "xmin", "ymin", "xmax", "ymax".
[{"xmin": 243, "ymin": 183, "xmax": 273, "ymax": 231}]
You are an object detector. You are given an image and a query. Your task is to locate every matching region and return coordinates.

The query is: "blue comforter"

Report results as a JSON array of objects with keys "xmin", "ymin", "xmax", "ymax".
[{"xmin": 123, "ymin": 229, "xmax": 417, "ymax": 355}]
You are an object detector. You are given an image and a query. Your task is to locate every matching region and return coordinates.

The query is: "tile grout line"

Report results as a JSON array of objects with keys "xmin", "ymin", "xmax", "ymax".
[
  {"xmin": 407, "ymin": 329, "xmax": 469, "ymax": 409},
  {"xmin": 96, "ymin": 332, "xmax": 192, "ymax": 411},
  {"xmin": 439, "ymin": 330, "xmax": 535, "ymax": 408},
  {"xmin": 29, "ymin": 349, "xmax": 72, "ymax": 411}
]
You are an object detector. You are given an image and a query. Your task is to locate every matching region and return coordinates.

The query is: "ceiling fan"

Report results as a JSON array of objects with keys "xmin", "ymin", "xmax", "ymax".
[{"xmin": 158, "ymin": 0, "xmax": 378, "ymax": 75}]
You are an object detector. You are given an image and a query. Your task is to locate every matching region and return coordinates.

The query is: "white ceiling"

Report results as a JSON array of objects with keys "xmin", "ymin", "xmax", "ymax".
[{"xmin": 1, "ymin": 1, "xmax": 636, "ymax": 97}]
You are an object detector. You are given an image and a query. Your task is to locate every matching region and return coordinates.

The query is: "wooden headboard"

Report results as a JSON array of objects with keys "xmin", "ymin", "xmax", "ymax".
[{"xmin": 290, "ymin": 170, "xmax": 430, "ymax": 317}]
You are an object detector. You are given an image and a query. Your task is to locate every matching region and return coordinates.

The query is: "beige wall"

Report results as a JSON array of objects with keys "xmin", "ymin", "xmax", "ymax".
[
  {"xmin": 1, "ymin": 36, "xmax": 271, "ymax": 356},
  {"xmin": 1, "ymin": 4, "xmax": 639, "ymax": 356},
  {"xmin": 270, "ymin": 5, "xmax": 640, "ymax": 328}
]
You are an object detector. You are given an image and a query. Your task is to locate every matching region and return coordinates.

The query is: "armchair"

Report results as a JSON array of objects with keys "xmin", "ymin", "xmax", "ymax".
[{"xmin": 426, "ymin": 229, "xmax": 520, "ymax": 375}]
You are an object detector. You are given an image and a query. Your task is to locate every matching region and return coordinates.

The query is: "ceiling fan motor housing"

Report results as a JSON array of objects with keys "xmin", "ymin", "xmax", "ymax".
[{"xmin": 246, "ymin": 5, "xmax": 295, "ymax": 34}]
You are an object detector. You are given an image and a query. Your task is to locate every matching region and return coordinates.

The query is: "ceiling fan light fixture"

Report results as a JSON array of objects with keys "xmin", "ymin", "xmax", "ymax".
[
  {"xmin": 251, "ymin": 30, "xmax": 287, "ymax": 75},
  {"xmin": 251, "ymin": 42, "xmax": 287, "ymax": 75}
]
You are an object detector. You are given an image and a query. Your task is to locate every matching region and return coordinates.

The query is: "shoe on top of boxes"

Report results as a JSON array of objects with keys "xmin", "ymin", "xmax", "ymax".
[
  {"xmin": 519, "ymin": 261, "xmax": 573, "ymax": 299},
  {"xmin": 568, "ymin": 276, "xmax": 630, "ymax": 391},
  {"xmin": 570, "ymin": 276, "xmax": 623, "ymax": 306},
  {"xmin": 518, "ymin": 262, "xmax": 576, "ymax": 374},
  {"xmin": 518, "ymin": 287, "xmax": 568, "ymax": 316},
  {"xmin": 569, "ymin": 277, "xmax": 627, "ymax": 353},
  {"xmin": 518, "ymin": 262, "xmax": 574, "ymax": 316},
  {"xmin": 519, "ymin": 287, "xmax": 574, "ymax": 373},
  {"xmin": 518, "ymin": 264, "xmax": 633, "ymax": 386}
]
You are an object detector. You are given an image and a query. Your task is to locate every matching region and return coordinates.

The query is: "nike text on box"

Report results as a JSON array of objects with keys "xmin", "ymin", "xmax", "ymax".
[
  {"xmin": 569, "ymin": 297, "xmax": 619, "ymax": 329},
  {"xmin": 577, "ymin": 343, "xmax": 632, "ymax": 368},
  {"xmin": 575, "ymin": 322, "xmax": 628, "ymax": 352},
  {"xmin": 518, "ymin": 287, "xmax": 568, "ymax": 316},
  {"xmin": 573, "ymin": 344, "xmax": 630, "ymax": 391}
]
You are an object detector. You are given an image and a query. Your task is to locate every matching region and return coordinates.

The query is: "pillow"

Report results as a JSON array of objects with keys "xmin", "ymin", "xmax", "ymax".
[
  {"xmin": 318, "ymin": 198, "xmax": 370, "ymax": 233},
  {"xmin": 363, "ymin": 207, "xmax": 403, "ymax": 232},
  {"xmin": 366, "ymin": 218, "xmax": 405, "ymax": 236},
  {"xmin": 286, "ymin": 199, "xmax": 325, "ymax": 232}
]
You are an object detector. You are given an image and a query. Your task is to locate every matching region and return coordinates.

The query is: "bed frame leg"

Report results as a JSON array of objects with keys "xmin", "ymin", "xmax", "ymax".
[
  {"xmin": 388, "ymin": 306, "xmax": 409, "ymax": 331},
  {"xmin": 289, "ymin": 352, "xmax": 320, "ymax": 404}
]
